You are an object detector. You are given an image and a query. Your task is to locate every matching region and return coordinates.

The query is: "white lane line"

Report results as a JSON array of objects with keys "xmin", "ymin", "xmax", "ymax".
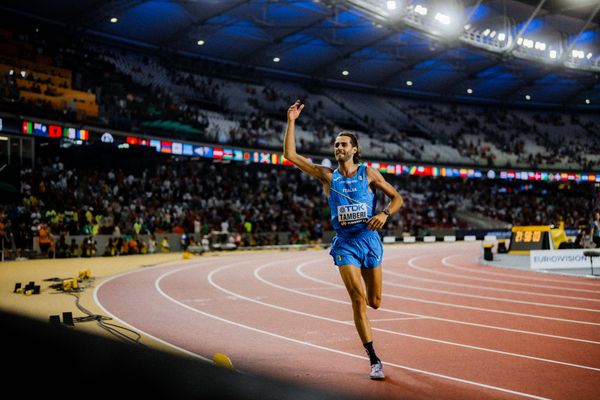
[
  {"xmin": 381, "ymin": 251, "xmax": 600, "ymax": 302},
  {"xmin": 93, "ymin": 253, "xmax": 279, "ymax": 365},
  {"xmin": 385, "ymin": 256, "xmax": 600, "ymax": 326},
  {"xmin": 385, "ymin": 268, "xmax": 600, "ymax": 304},
  {"xmin": 349, "ymin": 317, "xmax": 427, "ymax": 323},
  {"xmin": 383, "ymin": 279, "xmax": 600, "ymax": 313},
  {"xmin": 156, "ymin": 263, "xmax": 552, "ymax": 400},
  {"xmin": 290, "ymin": 286, "xmax": 341, "ymax": 292},
  {"xmin": 227, "ymin": 262, "xmax": 600, "ymax": 372},
  {"xmin": 469, "ymin": 255, "xmax": 600, "ymax": 281},
  {"xmin": 294, "ymin": 259, "xmax": 600, "ymax": 345},
  {"xmin": 405, "ymin": 254, "xmax": 600, "ymax": 294},
  {"xmin": 93, "ymin": 259, "xmax": 223, "ymax": 364},
  {"xmin": 410, "ymin": 255, "xmax": 600, "ymax": 301},
  {"xmin": 439, "ymin": 254, "xmax": 600, "ymax": 287}
]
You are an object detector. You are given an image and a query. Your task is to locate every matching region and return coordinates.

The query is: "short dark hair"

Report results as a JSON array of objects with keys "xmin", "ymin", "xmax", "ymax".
[{"xmin": 337, "ymin": 131, "xmax": 361, "ymax": 164}]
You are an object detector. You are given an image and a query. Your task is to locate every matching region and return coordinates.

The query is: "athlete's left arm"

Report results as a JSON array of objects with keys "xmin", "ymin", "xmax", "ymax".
[{"xmin": 366, "ymin": 167, "xmax": 404, "ymax": 230}]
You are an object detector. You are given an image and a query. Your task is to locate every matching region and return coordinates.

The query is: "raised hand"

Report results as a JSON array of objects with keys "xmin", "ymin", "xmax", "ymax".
[{"xmin": 287, "ymin": 99, "xmax": 304, "ymax": 122}]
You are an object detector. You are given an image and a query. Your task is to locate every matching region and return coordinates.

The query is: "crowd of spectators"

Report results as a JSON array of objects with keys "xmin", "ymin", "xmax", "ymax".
[
  {"xmin": 1, "ymin": 20, "xmax": 599, "ymax": 173},
  {"xmin": 1, "ymin": 20, "xmax": 598, "ymax": 260},
  {"xmin": 0, "ymin": 143, "xmax": 596, "ymax": 260}
]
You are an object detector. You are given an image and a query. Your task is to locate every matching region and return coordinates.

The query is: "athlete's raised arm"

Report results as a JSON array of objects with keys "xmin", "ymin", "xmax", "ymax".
[{"xmin": 283, "ymin": 99, "xmax": 332, "ymax": 186}]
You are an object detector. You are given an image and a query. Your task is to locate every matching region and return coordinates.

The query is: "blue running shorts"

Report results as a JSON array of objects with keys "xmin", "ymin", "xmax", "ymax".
[{"xmin": 329, "ymin": 230, "xmax": 383, "ymax": 269}]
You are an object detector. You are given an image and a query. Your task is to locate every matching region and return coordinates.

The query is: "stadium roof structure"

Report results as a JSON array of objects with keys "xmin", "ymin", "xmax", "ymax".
[{"xmin": 3, "ymin": 0, "xmax": 600, "ymax": 109}]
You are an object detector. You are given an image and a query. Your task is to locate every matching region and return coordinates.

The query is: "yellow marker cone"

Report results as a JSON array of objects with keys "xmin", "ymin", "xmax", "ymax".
[
  {"xmin": 62, "ymin": 279, "xmax": 72, "ymax": 291},
  {"xmin": 79, "ymin": 269, "xmax": 92, "ymax": 279},
  {"xmin": 212, "ymin": 353, "xmax": 234, "ymax": 369}
]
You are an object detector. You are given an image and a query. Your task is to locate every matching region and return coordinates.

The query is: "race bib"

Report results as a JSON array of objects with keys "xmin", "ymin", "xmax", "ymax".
[{"xmin": 337, "ymin": 203, "xmax": 368, "ymax": 226}]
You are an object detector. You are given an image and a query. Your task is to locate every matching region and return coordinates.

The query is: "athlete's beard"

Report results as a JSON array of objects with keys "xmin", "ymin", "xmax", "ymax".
[{"xmin": 335, "ymin": 152, "xmax": 353, "ymax": 163}]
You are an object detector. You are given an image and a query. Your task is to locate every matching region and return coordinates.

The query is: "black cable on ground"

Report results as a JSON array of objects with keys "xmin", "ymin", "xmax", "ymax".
[
  {"xmin": 65, "ymin": 291, "xmax": 145, "ymax": 346},
  {"xmin": 48, "ymin": 276, "xmax": 146, "ymax": 346}
]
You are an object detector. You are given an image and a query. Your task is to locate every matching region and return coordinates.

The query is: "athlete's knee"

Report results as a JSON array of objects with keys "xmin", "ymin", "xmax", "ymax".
[
  {"xmin": 368, "ymin": 295, "xmax": 381, "ymax": 310},
  {"xmin": 349, "ymin": 291, "xmax": 367, "ymax": 309}
]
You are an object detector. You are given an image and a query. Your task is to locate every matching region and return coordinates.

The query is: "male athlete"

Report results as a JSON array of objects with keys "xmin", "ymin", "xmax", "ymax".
[{"xmin": 283, "ymin": 99, "xmax": 404, "ymax": 380}]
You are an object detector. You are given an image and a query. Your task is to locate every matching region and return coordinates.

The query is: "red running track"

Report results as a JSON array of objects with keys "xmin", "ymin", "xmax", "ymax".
[{"xmin": 95, "ymin": 242, "xmax": 600, "ymax": 400}]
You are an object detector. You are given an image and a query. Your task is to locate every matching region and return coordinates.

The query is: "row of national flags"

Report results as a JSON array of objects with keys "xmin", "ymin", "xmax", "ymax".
[
  {"xmin": 18, "ymin": 119, "xmax": 599, "ymax": 183},
  {"xmin": 365, "ymin": 162, "xmax": 483, "ymax": 178},
  {"xmin": 22, "ymin": 121, "xmax": 88, "ymax": 140},
  {"xmin": 124, "ymin": 136, "xmax": 296, "ymax": 166}
]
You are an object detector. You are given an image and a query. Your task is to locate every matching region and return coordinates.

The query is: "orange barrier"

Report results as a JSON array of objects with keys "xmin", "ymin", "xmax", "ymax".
[
  {"xmin": 19, "ymin": 91, "xmax": 61, "ymax": 107},
  {"xmin": 0, "ymin": 63, "xmax": 71, "ymax": 88},
  {"xmin": 16, "ymin": 78, "xmax": 95, "ymax": 103},
  {"xmin": 19, "ymin": 91, "xmax": 98, "ymax": 118},
  {"xmin": 2, "ymin": 55, "xmax": 97, "ymax": 117},
  {"xmin": 0, "ymin": 55, "xmax": 72, "ymax": 80}
]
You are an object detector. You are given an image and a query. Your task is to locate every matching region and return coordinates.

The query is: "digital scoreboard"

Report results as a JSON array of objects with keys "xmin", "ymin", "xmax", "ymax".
[{"xmin": 508, "ymin": 225, "xmax": 552, "ymax": 254}]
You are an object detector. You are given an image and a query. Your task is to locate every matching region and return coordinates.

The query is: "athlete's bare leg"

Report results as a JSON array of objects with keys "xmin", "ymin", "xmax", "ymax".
[
  {"xmin": 338, "ymin": 265, "xmax": 372, "ymax": 343},
  {"xmin": 361, "ymin": 265, "xmax": 382, "ymax": 309}
]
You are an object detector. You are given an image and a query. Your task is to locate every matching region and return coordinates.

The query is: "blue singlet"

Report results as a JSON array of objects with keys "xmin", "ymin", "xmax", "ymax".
[{"xmin": 328, "ymin": 164, "xmax": 383, "ymax": 268}]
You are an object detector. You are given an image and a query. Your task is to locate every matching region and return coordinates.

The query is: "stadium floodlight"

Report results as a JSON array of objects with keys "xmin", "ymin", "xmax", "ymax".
[
  {"xmin": 585, "ymin": 99, "xmax": 591, "ymax": 104},
  {"xmin": 342, "ymin": 70, "xmax": 349, "ymax": 76},
  {"xmin": 110, "ymin": 17, "xmax": 118, "ymax": 23},
  {"xmin": 403, "ymin": 1, "xmax": 465, "ymax": 39},
  {"xmin": 434, "ymin": 12, "xmax": 450, "ymax": 25},
  {"xmin": 349, "ymin": 0, "xmax": 597, "ymax": 73},
  {"xmin": 512, "ymin": 29, "xmax": 564, "ymax": 64},
  {"xmin": 406, "ymin": 80, "xmax": 413, "ymax": 86},
  {"xmin": 346, "ymin": 0, "xmax": 406, "ymax": 21},
  {"xmin": 525, "ymin": 94, "xmax": 531, "ymax": 100},
  {"xmin": 273, "ymin": 57, "xmax": 280, "ymax": 63},
  {"xmin": 415, "ymin": 4, "xmax": 428, "ymax": 16},
  {"xmin": 467, "ymin": 88, "xmax": 473, "ymax": 94},
  {"xmin": 565, "ymin": 48, "xmax": 599, "ymax": 71},
  {"xmin": 572, "ymin": 49, "xmax": 585, "ymax": 59},
  {"xmin": 197, "ymin": 40, "xmax": 205, "ymax": 46}
]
